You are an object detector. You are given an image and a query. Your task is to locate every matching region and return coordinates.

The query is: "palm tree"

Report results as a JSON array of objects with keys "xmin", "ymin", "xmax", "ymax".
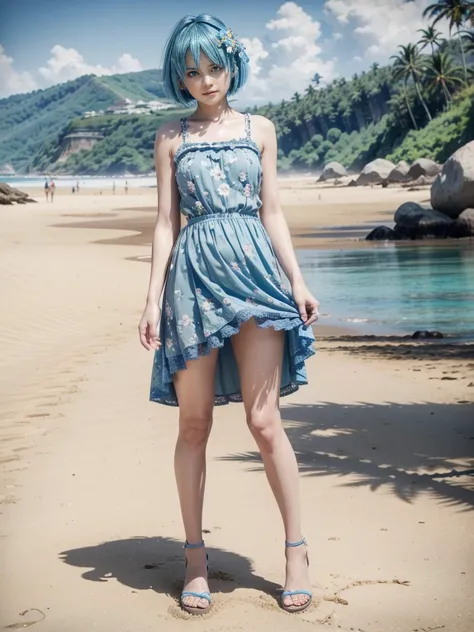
[
  {"xmin": 391, "ymin": 43, "xmax": 432, "ymax": 124},
  {"xmin": 461, "ymin": 28, "xmax": 474, "ymax": 53},
  {"xmin": 425, "ymin": 51, "xmax": 465, "ymax": 105},
  {"xmin": 292, "ymin": 92, "xmax": 301, "ymax": 103},
  {"xmin": 417, "ymin": 25, "xmax": 444, "ymax": 52},
  {"xmin": 305, "ymin": 84, "xmax": 315, "ymax": 97},
  {"xmin": 312, "ymin": 73, "xmax": 322, "ymax": 86},
  {"xmin": 371, "ymin": 62, "xmax": 380, "ymax": 73},
  {"xmin": 422, "ymin": 0, "xmax": 473, "ymax": 81}
]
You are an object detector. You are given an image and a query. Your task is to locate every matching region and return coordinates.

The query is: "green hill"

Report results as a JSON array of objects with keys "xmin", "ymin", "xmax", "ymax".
[
  {"xmin": 0, "ymin": 69, "xmax": 167, "ymax": 172},
  {"xmin": 29, "ymin": 109, "xmax": 187, "ymax": 175}
]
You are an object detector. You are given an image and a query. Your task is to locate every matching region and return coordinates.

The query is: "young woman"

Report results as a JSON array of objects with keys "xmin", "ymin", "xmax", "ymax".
[{"xmin": 138, "ymin": 14, "xmax": 319, "ymax": 616}]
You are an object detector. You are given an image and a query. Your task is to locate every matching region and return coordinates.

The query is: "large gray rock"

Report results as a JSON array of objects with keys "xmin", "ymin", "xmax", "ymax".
[
  {"xmin": 356, "ymin": 159, "xmax": 396, "ymax": 186},
  {"xmin": 387, "ymin": 160, "xmax": 409, "ymax": 182},
  {"xmin": 448, "ymin": 208, "xmax": 474, "ymax": 237},
  {"xmin": 394, "ymin": 201, "xmax": 453, "ymax": 238},
  {"xmin": 318, "ymin": 161, "xmax": 348, "ymax": 181},
  {"xmin": 406, "ymin": 158, "xmax": 442, "ymax": 180},
  {"xmin": 431, "ymin": 141, "xmax": 474, "ymax": 218}
]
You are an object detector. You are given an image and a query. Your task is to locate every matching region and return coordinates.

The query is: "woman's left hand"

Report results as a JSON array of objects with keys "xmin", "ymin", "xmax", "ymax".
[{"xmin": 292, "ymin": 281, "xmax": 320, "ymax": 327}]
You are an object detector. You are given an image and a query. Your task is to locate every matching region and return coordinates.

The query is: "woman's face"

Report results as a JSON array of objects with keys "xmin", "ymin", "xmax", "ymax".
[{"xmin": 182, "ymin": 50, "xmax": 231, "ymax": 103}]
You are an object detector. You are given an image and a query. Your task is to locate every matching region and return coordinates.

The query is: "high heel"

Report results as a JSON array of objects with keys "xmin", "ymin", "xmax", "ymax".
[
  {"xmin": 180, "ymin": 540, "xmax": 212, "ymax": 615},
  {"xmin": 280, "ymin": 537, "xmax": 312, "ymax": 614}
]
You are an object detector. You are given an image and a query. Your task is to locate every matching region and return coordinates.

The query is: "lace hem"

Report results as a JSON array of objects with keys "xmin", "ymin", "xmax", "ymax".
[{"xmin": 149, "ymin": 308, "xmax": 315, "ymax": 407}]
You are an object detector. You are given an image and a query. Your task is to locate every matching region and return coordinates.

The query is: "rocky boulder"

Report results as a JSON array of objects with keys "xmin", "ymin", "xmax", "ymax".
[
  {"xmin": 448, "ymin": 208, "xmax": 474, "ymax": 238},
  {"xmin": 406, "ymin": 158, "xmax": 442, "ymax": 181},
  {"xmin": 394, "ymin": 201, "xmax": 453, "ymax": 238},
  {"xmin": 356, "ymin": 159, "xmax": 396, "ymax": 186},
  {"xmin": 0, "ymin": 182, "xmax": 36, "ymax": 205},
  {"xmin": 387, "ymin": 161, "xmax": 409, "ymax": 182},
  {"xmin": 365, "ymin": 226, "xmax": 397, "ymax": 241},
  {"xmin": 318, "ymin": 161, "xmax": 348, "ymax": 181},
  {"xmin": 431, "ymin": 141, "xmax": 474, "ymax": 218}
]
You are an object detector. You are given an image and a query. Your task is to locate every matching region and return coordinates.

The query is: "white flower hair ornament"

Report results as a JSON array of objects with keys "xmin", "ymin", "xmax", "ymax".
[{"xmin": 216, "ymin": 28, "xmax": 250, "ymax": 63}]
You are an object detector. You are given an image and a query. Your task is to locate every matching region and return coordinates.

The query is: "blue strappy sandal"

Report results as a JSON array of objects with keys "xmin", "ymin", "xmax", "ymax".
[
  {"xmin": 280, "ymin": 537, "xmax": 312, "ymax": 614},
  {"xmin": 180, "ymin": 540, "xmax": 212, "ymax": 615}
]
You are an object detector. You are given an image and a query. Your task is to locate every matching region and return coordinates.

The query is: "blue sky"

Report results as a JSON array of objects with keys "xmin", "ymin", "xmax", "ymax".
[{"xmin": 0, "ymin": 0, "xmax": 450, "ymax": 104}]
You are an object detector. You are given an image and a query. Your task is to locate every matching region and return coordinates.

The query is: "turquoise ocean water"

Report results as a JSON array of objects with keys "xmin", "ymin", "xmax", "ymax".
[
  {"xmin": 5, "ymin": 175, "xmax": 472, "ymax": 338},
  {"xmin": 3, "ymin": 175, "xmax": 155, "ymax": 189},
  {"xmin": 297, "ymin": 244, "xmax": 474, "ymax": 339}
]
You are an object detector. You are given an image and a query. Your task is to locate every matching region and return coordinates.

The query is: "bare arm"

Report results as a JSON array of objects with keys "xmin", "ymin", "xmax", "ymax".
[
  {"xmin": 257, "ymin": 116, "xmax": 319, "ymax": 326},
  {"xmin": 145, "ymin": 126, "xmax": 181, "ymax": 305},
  {"xmin": 139, "ymin": 124, "xmax": 181, "ymax": 349}
]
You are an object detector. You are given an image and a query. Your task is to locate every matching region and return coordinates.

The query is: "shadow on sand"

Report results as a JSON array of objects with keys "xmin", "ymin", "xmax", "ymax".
[
  {"xmin": 220, "ymin": 401, "xmax": 474, "ymax": 510},
  {"xmin": 59, "ymin": 536, "xmax": 281, "ymax": 605}
]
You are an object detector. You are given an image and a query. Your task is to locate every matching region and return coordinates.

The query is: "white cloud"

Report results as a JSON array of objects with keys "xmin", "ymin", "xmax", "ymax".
[
  {"xmin": 38, "ymin": 45, "xmax": 143, "ymax": 84},
  {"xmin": 0, "ymin": 45, "xmax": 37, "ymax": 98},
  {"xmin": 239, "ymin": 2, "xmax": 336, "ymax": 105},
  {"xmin": 324, "ymin": 0, "xmax": 451, "ymax": 58},
  {"xmin": 333, "ymin": 32, "xmax": 343, "ymax": 40},
  {"xmin": 241, "ymin": 37, "xmax": 269, "ymax": 77}
]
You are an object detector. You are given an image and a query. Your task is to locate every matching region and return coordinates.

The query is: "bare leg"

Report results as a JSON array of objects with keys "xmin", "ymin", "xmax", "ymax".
[
  {"xmin": 231, "ymin": 319, "xmax": 311, "ymax": 608},
  {"xmin": 173, "ymin": 349, "xmax": 218, "ymax": 610}
]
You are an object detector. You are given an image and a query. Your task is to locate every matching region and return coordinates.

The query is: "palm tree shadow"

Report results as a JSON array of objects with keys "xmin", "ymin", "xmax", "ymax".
[
  {"xmin": 220, "ymin": 401, "xmax": 474, "ymax": 511},
  {"xmin": 59, "ymin": 536, "xmax": 281, "ymax": 602}
]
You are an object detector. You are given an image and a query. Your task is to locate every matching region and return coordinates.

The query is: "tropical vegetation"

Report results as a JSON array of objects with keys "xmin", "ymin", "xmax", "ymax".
[
  {"xmin": 4, "ymin": 0, "xmax": 474, "ymax": 175},
  {"xmin": 0, "ymin": 70, "xmax": 167, "ymax": 172}
]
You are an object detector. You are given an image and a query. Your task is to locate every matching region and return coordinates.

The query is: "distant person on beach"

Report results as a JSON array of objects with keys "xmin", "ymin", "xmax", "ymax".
[
  {"xmin": 112, "ymin": 181, "xmax": 116, "ymax": 195},
  {"xmin": 76, "ymin": 181, "xmax": 80, "ymax": 193},
  {"xmin": 138, "ymin": 14, "xmax": 319, "ymax": 617},
  {"xmin": 125, "ymin": 180, "xmax": 129, "ymax": 194},
  {"xmin": 49, "ymin": 180, "xmax": 56, "ymax": 202},
  {"xmin": 44, "ymin": 179, "xmax": 50, "ymax": 201},
  {"xmin": 72, "ymin": 185, "xmax": 75, "ymax": 194}
]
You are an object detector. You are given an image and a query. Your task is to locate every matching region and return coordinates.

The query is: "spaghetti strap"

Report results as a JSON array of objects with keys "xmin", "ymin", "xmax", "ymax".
[
  {"xmin": 180, "ymin": 117, "xmax": 188, "ymax": 144},
  {"xmin": 244, "ymin": 112, "xmax": 252, "ymax": 140}
]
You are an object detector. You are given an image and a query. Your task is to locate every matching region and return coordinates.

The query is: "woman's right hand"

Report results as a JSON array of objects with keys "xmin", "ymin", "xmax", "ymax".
[{"xmin": 138, "ymin": 302, "xmax": 161, "ymax": 351}]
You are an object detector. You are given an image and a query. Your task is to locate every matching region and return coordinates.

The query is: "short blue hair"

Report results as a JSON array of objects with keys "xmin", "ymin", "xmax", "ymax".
[{"xmin": 161, "ymin": 14, "xmax": 250, "ymax": 107}]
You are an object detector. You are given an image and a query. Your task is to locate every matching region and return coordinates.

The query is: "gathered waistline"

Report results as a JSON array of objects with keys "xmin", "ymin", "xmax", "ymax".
[{"xmin": 184, "ymin": 212, "xmax": 259, "ymax": 227}]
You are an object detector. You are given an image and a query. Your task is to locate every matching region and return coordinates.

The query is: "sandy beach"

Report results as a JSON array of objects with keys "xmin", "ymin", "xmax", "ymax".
[{"xmin": 1, "ymin": 182, "xmax": 473, "ymax": 632}]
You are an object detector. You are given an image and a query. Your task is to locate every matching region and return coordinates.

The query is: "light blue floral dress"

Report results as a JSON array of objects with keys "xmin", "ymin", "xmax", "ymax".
[{"xmin": 150, "ymin": 113, "xmax": 315, "ymax": 406}]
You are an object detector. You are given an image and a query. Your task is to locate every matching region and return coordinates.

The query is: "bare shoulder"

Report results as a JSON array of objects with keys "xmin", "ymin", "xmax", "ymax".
[
  {"xmin": 154, "ymin": 119, "xmax": 183, "ymax": 156},
  {"xmin": 249, "ymin": 114, "xmax": 275, "ymax": 135},
  {"xmin": 249, "ymin": 114, "xmax": 276, "ymax": 154}
]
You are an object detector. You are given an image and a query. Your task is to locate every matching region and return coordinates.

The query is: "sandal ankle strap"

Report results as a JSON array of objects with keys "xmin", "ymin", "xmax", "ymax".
[
  {"xmin": 184, "ymin": 539, "xmax": 205, "ymax": 549},
  {"xmin": 285, "ymin": 537, "xmax": 306, "ymax": 547}
]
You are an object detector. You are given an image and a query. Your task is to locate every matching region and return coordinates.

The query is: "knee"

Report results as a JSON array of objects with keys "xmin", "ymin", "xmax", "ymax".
[
  {"xmin": 247, "ymin": 411, "xmax": 281, "ymax": 450},
  {"xmin": 178, "ymin": 413, "xmax": 213, "ymax": 448}
]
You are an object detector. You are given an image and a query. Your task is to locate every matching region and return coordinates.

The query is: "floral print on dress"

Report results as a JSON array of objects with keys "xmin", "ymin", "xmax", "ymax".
[
  {"xmin": 244, "ymin": 183, "xmax": 252, "ymax": 197},
  {"xmin": 243, "ymin": 244, "xmax": 254, "ymax": 257},
  {"xmin": 187, "ymin": 180, "xmax": 196, "ymax": 194},
  {"xmin": 210, "ymin": 166, "xmax": 225, "ymax": 181},
  {"xmin": 217, "ymin": 183, "xmax": 230, "ymax": 197},
  {"xmin": 239, "ymin": 171, "xmax": 247, "ymax": 182},
  {"xmin": 224, "ymin": 153, "xmax": 237, "ymax": 165},
  {"xmin": 202, "ymin": 299, "xmax": 215, "ymax": 312},
  {"xmin": 179, "ymin": 314, "xmax": 192, "ymax": 327}
]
